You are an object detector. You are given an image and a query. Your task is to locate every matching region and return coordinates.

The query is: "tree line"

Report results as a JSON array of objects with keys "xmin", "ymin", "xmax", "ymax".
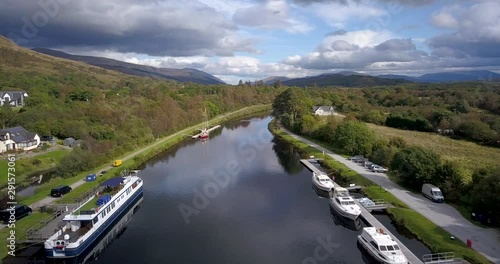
[{"xmin": 0, "ymin": 70, "xmax": 283, "ymax": 180}]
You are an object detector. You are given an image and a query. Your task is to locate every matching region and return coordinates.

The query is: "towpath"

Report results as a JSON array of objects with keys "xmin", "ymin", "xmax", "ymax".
[{"xmin": 26, "ymin": 106, "xmax": 262, "ymax": 211}]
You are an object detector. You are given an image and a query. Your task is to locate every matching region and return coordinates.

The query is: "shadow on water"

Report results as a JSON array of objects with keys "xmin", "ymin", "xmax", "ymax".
[
  {"xmin": 329, "ymin": 206, "xmax": 364, "ymax": 232},
  {"xmin": 271, "ymin": 137, "xmax": 304, "ymax": 175}
]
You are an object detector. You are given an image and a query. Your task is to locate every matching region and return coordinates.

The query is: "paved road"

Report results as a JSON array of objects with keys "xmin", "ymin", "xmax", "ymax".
[{"xmin": 281, "ymin": 127, "xmax": 500, "ymax": 264}]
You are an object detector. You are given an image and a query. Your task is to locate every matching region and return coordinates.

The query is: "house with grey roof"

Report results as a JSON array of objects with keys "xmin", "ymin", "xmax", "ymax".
[
  {"xmin": 0, "ymin": 91, "xmax": 28, "ymax": 107},
  {"xmin": 0, "ymin": 126, "xmax": 40, "ymax": 153},
  {"xmin": 312, "ymin": 106, "xmax": 335, "ymax": 116}
]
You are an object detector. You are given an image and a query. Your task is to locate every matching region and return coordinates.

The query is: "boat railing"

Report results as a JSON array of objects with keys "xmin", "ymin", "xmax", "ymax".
[
  {"xmin": 24, "ymin": 207, "xmax": 66, "ymax": 242},
  {"xmin": 371, "ymin": 199, "xmax": 388, "ymax": 205},
  {"xmin": 423, "ymin": 252, "xmax": 464, "ymax": 264}
]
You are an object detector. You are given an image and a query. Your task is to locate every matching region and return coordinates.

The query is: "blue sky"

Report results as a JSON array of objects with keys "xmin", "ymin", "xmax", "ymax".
[{"xmin": 1, "ymin": 0, "xmax": 499, "ymax": 84}]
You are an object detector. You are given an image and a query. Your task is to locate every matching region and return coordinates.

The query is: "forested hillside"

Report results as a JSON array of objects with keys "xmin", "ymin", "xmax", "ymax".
[{"xmin": 0, "ymin": 36, "xmax": 282, "ymax": 179}]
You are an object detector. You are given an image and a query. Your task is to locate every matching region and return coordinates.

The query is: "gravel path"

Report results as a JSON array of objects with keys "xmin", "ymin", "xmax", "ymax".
[{"xmin": 281, "ymin": 127, "xmax": 500, "ymax": 264}]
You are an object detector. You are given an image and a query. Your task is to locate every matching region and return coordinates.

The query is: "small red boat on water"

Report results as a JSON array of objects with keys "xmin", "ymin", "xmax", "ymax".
[{"xmin": 199, "ymin": 129, "xmax": 209, "ymax": 139}]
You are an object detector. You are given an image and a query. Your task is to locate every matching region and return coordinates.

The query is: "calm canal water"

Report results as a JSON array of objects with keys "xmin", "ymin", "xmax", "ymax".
[{"xmin": 88, "ymin": 115, "xmax": 429, "ymax": 264}]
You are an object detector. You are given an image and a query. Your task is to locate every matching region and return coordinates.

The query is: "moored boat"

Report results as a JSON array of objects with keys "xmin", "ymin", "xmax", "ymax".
[
  {"xmin": 312, "ymin": 172, "xmax": 335, "ymax": 193},
  {"xmin": 44, "ymin": 172, "xmax": 143, "ymax": 258},
  {"xmin": 357, "ymin": 227, "xmax": 408, "ymax": 264},
  {"xmin": 329, "ymin": 186, "xmax": 361, "ymax": 220}
]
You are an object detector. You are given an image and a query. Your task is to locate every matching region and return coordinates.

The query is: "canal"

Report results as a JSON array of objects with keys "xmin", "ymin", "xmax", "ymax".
[{"xmin": 84, "ymin": 115, "xmax": 429, "ymax": 263}]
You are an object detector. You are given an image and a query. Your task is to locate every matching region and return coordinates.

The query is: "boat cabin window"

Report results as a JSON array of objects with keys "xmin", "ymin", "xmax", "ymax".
[
  {"xmin": 370, "ymin": 241, "xmax": 378, "ymax": 249},
  {"xmin": 386, "ymin": 245, "xmax": 395, "ymax": 251},
  {"xmin": 393, "ymin": 245, "xmax": 399, "ymax": 250},
  {"xmin": 92, "ymin": 216, "xmax": 99, "ymax": 225},
  {"xmin": 81, "ymin": 220, "xmax": 93, "ymax": 229},
  {"xmin": 379, "ymin": 245, "xmax": 387, "ymax": 251}
]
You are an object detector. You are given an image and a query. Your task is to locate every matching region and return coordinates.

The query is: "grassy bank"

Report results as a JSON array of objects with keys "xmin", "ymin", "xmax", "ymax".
[
  {"xmin": 0, "ymin": 149, "xmax": 69, "ymax": 190},
  {"xmin": 0, "ymin": 104, "xmax": 272, "ymax": 260},
  {"xmin": 23, "ymin": 104, "xmax": 271, "ymax": 206},
  {"xmin": 269, "ymin": 120, "xmax": 491, "ymax": 264}
]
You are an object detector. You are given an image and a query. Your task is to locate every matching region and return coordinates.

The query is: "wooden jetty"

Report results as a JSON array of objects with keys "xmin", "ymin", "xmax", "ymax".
[
  {"xmin": 356, "ymin": 200, "xmax": 424, "ymax": 264},
  {"xmin": 300, "ymin": 158, "xmax": 423, "ymax": 264},
  {"xmin": 192, "ymin": 125, "xmax": 221, "ymax": 139},
  {"xmin": 300, "ymin": 159, "xmax": 326, "ymax": 175}
]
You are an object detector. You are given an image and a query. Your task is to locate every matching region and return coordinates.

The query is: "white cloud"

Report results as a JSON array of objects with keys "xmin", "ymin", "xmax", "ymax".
[
  {"xmin": 310, "ymin": 1, "xmax": 387, "ymax": 28},
  {"xmin": 232, "ymin": 0, "xmax": 313, "ymax": 33},
  {"xmin": 430, "ymin": 11, "xmax": 458, "ymax": 29}
]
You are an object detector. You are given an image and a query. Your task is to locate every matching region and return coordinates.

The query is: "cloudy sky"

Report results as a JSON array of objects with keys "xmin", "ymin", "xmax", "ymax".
[{"xmin": 1, "ymin": 0, "xmax": 500, "ymax": 84}]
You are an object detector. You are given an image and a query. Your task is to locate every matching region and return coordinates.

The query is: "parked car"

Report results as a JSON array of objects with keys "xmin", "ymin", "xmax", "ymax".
[
  {"xmin": 0, "ymin": 205, "xmax": 32, "ymax": 223},
  {"xmin": 50, "ymin": 185, "xmax": 72, "ymax": 197},
  {"xmin": 363, "ymin": 161, "xmax": 374, "ymax": 168},
  {"xmin": 421, "ymin": 184, "xmax": 444, "ymax": 203},
  {"xmin": 371, "ymin": 165, "xmax": 388, "ymax": 173},
  {"xmin": 348, "ymin": 155, "xmax": 363, "ymax": 161}
]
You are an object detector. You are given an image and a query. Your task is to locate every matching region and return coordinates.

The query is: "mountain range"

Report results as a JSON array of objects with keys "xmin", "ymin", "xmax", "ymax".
[
  {"xmin": 262, "ymin": 70, "xmax": 500, "ymax": 87},
  {"xmin": 32, "ymin": 48, "xmax": 225, "ymax": 85},
  {"xmin": 377, "ymin": 71, "xmax": 500, "ymax": 83}
]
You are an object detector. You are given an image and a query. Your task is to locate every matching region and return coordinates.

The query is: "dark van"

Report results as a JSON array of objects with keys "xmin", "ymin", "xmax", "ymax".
[
  {"xmin": 51, "ymin": 185, "xmax": 72, "ymax": 197},
  {"xmin": 0, "ymin": 205, "xmax": 32, "ymax": 223}
]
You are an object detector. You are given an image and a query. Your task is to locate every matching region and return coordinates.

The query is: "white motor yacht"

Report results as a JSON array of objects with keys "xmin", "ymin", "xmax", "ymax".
[
  {"xmin": 329, "ymin": 186, "xmax": 361, "ymax": 220},
  {"xmin": 358, "ymin": 227, "xmax": 408, "ymax": 264},
  {"xmin": 312, "ymin": 172, "xmax": 335, "ymax": 192}
]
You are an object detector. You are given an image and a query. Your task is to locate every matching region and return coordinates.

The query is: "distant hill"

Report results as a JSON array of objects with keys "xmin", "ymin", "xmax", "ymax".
[
  {"xmin": 32, "ymin": 48, "xmax": 225, "ymax": 85},
  {"xmin": 280, "ymin": 73, "xmax": 411, "ymax": 87},
  {"xmin": 378, "ymin": 70, "xmax": 500, "ymax": 83},
  {"xmin": 262, "ymin": 76, "xmax": 291, "ymax": 85}
]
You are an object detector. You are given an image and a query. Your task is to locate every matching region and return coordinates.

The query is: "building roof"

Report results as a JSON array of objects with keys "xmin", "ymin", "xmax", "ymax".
[
  {"xmin": 0, "ymin": 91, "xmax": 27, "ymax": 101},
  {"xmin": 313, "ymin": 106, "xmax": 334, "ymax": 112},
  {"xmin": 0, "ymin": 126, "xmax": 37, "ymax": 143}
]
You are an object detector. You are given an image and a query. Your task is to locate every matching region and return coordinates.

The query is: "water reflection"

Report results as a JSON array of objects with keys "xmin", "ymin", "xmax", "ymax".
[
  {"xmin": 329, "ymin": 206, "xmax": 363, "ymax": 231},
  {"xmin": 271, "ymin": 137, "xmax": 304, "ymax": 175}
]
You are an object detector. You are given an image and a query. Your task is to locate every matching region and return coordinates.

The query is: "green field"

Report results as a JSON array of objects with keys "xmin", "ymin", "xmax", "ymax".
[{"xmin": 367, "ymin": 123, "xmax": 500, "ymax": 180}]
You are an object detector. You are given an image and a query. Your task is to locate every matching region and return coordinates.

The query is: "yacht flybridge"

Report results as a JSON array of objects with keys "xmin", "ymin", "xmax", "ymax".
[
  {"xmin": 329, "ymin": 186, "xmax": 361, "ymax": 220},
  {"xmin": 312, "ymin": 172, "xmax": 335, "ymax": 192},
  {"xmin": 358, "ymin": 227, "xmax": 408, "ymax": 264}
]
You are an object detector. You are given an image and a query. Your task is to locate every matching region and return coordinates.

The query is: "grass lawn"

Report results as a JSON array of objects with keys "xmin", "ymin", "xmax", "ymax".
[
  {"xmin": 269, "ymin": 120, "xmax": 491, "ymax": 264},
  {"xmin": 0, "ymin": 212, "xmax": 52, "ymax": 259},
  {"xmin": 0, "ymin": 149, "xmax": 70, "ymax": 189},
  {"xmin": 367, "ymin": 123, "xmax": 500, "ymax": 180}
]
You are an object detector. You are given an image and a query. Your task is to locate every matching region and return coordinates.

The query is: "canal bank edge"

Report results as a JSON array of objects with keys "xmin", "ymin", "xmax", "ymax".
[
  {"xmin": 0, "ymin": 104, "xmax": 271, "ymax": 260},
  {"xmin": 268, "ymin": 119, "xmax": 491, "ymax": 264}
]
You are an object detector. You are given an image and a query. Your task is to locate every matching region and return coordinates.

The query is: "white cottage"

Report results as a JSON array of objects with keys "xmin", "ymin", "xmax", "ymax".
[
  {"xmin": 0, "ymin": 126, "xmax": 40, "ymax": 153},
  {"xmin": 0, "ymin": 91, "xmax": 28, "ymax": 107},
  {"xmin": 312, "ymin": 106, "xmax": 335, "ymax": 116}
]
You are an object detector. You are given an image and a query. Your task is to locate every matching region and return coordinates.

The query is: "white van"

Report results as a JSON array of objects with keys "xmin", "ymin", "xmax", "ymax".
[{"xmin": 421, "ymin": 184, "xmax": 444, "ymax": 202}]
